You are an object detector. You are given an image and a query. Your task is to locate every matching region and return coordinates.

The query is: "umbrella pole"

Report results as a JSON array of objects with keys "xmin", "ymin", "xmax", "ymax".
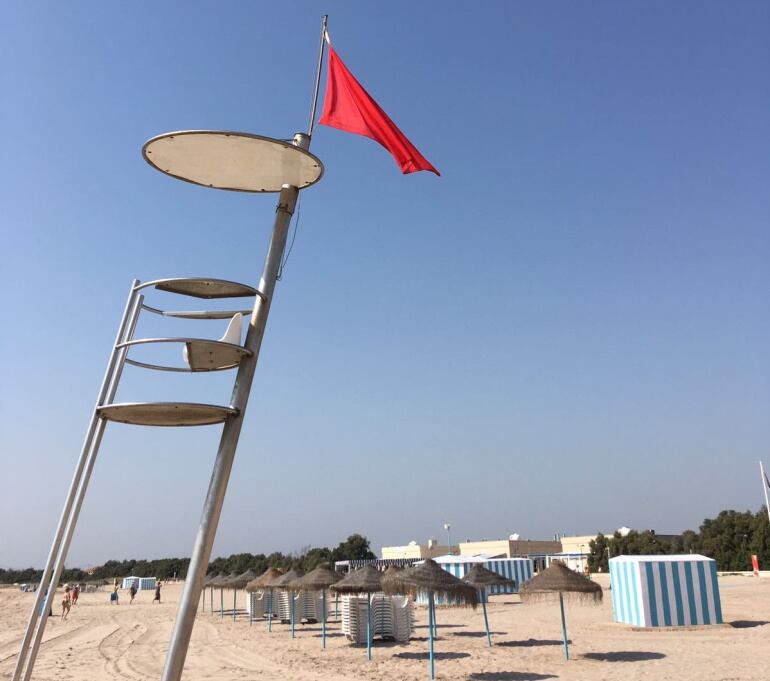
[
  {"xmin": 220, "ymin": 588, "xmax": 223, "ymax": 620},
  {"xmin": 248, "ymin": 591, "xmax": 252, "ymax": 626},
  {"xmin": 428, "ymin": 594, "xmax": 435, "ymax": 680},
  {"xmin": 367, "ymin": 594, "xmax": 372, "ymax": 661},
  {"xmin": 322, "ymin": 589, "xmax": 326, "ymax": 649},
  {"xmin": 559, "ymin": 592, "xmax": 569, "ymax": 661},
  {"xmin": 482, "ymin": 591, "xmax": 491, "ymax": 647},
  {"xmin": 232, "ymin": 588, "xmax": 236, "ymax": 622},
  {"xmin": 268, "ymin": 590, "xmax": 272, "ymax": 632},
  {"xmin": 291, "ymin": 594, "xmax": 295, "ymax": 639},
  {"xmin": 209, "ymin": 586, "xmax": 213, "ymax": 615},
  {"xmin": 335, "ymin": 592, "xmax": 339, "ymax": 620}
]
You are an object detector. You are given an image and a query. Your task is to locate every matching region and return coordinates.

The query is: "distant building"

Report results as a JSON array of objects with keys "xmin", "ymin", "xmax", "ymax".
[
  {"xmin": 381, "ymin": 538, "xmax": 455, "ymax": 560},
  {"xmin": 458, "ymin": 538, "xmax": 562, "ymax": 558}
]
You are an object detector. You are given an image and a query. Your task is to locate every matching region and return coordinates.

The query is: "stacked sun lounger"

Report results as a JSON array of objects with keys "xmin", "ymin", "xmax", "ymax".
[
  {"xmin": 247, "ymin": 590, "xmax": 272, "ymax": 619},
  {"xmin": 340, "ymin": 594, "xmax": 412, "ymax": 643},
  {"xmin": 273, "ymin": 590, "xmax": 327, "ymax": 623}
]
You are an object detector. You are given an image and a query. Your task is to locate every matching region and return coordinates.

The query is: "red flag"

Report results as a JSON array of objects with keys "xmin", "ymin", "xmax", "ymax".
[{"xmin": 319, "ymin": 44, "xmax": 439, "ymax": 176}]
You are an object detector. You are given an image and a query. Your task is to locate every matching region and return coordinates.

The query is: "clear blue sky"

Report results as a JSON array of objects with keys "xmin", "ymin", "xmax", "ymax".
[{"xmin": 1, "ymin": 1, "xmax": 768, "ymax": 568}]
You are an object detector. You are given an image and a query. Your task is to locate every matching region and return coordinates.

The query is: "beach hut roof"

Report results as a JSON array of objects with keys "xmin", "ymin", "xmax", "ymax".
[
  {"xmin": 269, "ymin": 568, "xmax": 304, "ymax": 590},
  {"xmin": 519, "ymin": 561, "xmax": 602, "ymax": 603},
  {"xmin": 462, "ymin": 564, "xmax": 516, "ymax": 589},
  {"xmin": 330, "ymin": 565, "xmax": 383, "ymax": 594},
  {"xmin": 220, "ymin": 571, "xmax": 241, "ymax": 588},
  {"xmin": 382, "ymin": 559, "xmax": 478, "ymax": 607},
  {"xmin": 246, "ymin": 567, "xmax": 284, "ymax": 592},
  {"xmin": 289, "ymin": 563, "xmax": 343, "ymax": 591}
]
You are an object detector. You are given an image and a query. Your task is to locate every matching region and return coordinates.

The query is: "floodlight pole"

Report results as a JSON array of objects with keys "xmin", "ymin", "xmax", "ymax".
[
  {"xmin": 761, "ymin": 461, "xmax": 770, "ymax": 524},
  {"xmin": 160, "ymin": 138, "xmax": 306, "ymax": 681}
]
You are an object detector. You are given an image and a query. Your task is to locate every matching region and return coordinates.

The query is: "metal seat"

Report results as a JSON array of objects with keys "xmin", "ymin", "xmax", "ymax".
[{"xmin": 97, "ymin": 402, "xmax": 238, "ymax": 427}]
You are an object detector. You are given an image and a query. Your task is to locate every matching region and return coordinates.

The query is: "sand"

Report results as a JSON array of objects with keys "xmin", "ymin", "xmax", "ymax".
[{"xmin": 1, "ymin": 574, "xmax": 769, "ymax": 680}]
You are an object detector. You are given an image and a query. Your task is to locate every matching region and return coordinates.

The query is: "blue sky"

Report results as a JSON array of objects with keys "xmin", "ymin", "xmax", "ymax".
[{"xmin": 1, "ymin": 1, "xmax": 768, "ymax": 568}]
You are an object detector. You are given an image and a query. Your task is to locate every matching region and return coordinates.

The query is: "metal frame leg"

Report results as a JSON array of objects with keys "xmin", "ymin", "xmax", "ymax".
[{"xmin": 12, "ymin": 281, "xmax": 141, "ymax": 681}]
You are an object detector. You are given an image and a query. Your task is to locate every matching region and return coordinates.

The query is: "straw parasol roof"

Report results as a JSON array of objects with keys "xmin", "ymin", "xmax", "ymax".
[
  {"xmin": 519, "ymin": 561, "xmax": 602, "ymax": 603},
  {"xmin": 269, "ymin": 568, "xmax": 304, "ymax": 590},
  {"xmin": 206, "ymin": 572, "xmax": 227, "ymax": 587},
  {"xmin": 462, "ymin": 564, "xmax": 516, "ymax": 589},
  {"xmin": 330, "ymin": 565, "xmax": 383, "ymax": 594},
  {"xmin": 246, "ymin": 567, "xmax": 284, "ymax": 593},
  {"xmin": 230, "ymin": 569, "xmax": 259, "ymax": 589},
  {"xmin": 289, "ymin": 563, "xmax": 343, "ymax": 591},
  {"xmin": 382, "ymin": 559, "xmax": 478, "ymax": 607},
  {"xmin": 220, "ymin": 571, "xmax": 241, "ymax": 588}
]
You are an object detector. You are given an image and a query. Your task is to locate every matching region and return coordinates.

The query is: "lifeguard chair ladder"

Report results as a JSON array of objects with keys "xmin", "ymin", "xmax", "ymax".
[{"xmin": 12, "ymin": 130, "xmax": 324, "ymax": 681}]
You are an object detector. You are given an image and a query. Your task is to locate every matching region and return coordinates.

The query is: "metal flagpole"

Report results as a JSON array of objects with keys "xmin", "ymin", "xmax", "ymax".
[
  {"xmin": 307, "ymin": 15, "xmax": 328, "ymax": 136},
  {"xmin": 761, "ymin": 461, "xmax": 770, "ymax": 524},
  {"xmin": 12, "ymin": 280, "xmax": 141, "ymax": 681}
]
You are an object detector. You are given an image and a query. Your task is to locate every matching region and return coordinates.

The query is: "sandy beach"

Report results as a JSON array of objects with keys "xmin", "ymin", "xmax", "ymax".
[{"xmin": 2, "ymin": 575, "xmax": 769, "ymax": 680}]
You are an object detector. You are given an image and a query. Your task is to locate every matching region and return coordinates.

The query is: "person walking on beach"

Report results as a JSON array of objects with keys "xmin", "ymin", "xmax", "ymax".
[
  {"xmin": 153, "ymin": 582, "xmax": 161, "ymax": 604},
  {"xmin": 61, "ymin": 592, "xmax": 71, "ymax": 620},
  {"xmin": 110, "ymin": 587, "xmax": 119, "ymax": 605},
  {"xmin": 71, "ymin": 585, "xmax": 80, "ymax": 605},
  {"xmin": 129, "ymin": 583, "xmax": 138, "ymax": 604}
]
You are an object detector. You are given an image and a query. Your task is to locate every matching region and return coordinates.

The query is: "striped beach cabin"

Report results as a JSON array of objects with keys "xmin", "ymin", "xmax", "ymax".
[
  {"xmin": 121, "ymin": 576, "xmax": 157, "ymax": 591},
  {"xmin": 609, "ymin": 555, "xmax": 722, "ymax": 627}
]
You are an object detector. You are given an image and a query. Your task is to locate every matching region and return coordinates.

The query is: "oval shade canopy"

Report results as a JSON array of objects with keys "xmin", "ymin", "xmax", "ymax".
[{"xmin": 142, "ymin": 131, "xmax": 324, "ymax": 192}]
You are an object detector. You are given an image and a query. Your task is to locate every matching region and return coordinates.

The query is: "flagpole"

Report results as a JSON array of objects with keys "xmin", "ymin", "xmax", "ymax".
[
  {"xmin": 307, "ymin": 15, "xmax": 329, "ymax": 135},
  {"xmin": 760, "ymin": 461, "xmax": 770, "ymax": 524}
]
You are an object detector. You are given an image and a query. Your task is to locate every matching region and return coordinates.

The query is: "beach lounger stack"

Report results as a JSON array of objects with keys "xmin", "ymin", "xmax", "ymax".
[
  {"xmin": 340, "ymin": 594, "xmax": 413, "ymax": 643},
  {"xmin": 247, "ymin": 591, "xmax": 270, "ymax": 619},
  {"xmin": 275, "ymin": 591, "xmax": 292, "ymax": 622},
  {"xmin": 340, "ymin": 596, "xmax": 366, "ymax": 642}
]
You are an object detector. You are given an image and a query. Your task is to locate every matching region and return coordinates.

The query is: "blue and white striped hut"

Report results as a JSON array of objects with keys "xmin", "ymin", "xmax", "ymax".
[
  {"xmin": 609, "ymin": 555, "xmax": 722, "ymax": 627},
  {"xmin": 121, "ymin": 576, "xmax": 157, "ymax": 591}
]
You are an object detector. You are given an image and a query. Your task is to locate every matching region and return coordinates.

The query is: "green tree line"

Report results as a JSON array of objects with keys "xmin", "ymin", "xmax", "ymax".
[
  {"xmin": 588, "ymin": 507, "xmax": 770, "ymax": 572},
  {"xmin": 0, "ymin": 534, "xmax": 375, "ymax": 585}
]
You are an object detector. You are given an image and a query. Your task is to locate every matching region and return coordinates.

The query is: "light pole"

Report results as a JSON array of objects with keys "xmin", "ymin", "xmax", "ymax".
[
  {"xmin": 579, "ymin": 544, "xmax": 585, "ymax": 573},
  {"xmin": 444, "ymin": 523, "xmax": 451, "ymax": 555}
]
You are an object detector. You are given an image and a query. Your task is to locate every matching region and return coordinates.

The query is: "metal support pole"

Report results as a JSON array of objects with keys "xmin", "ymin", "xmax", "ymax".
[
  {"xmin": 11, "ymin": 280, "xmax": 139, "ymax": 681},
  {"xmin": 366, "ymin": 593, "xmax": 372, "ymax": 660},
  {"xmin": 248, "ymin": 591, "xmax": 252, "ymax": 626},
  {"xmin": 321, "ymin": 588, "xmax": 327, "ymax": 649},
  {"xmin": 160, "ymin": 145, "xmax": 303, "ymax": 680},
  {"xmin": 268, "ymin": 590, "xmax": 272, "ymax": 632},
  {"xmin": 232, "ymin": 588, "xmax": 236, "ymax": 622},
  {"xmin": 291, "ymin": 593, "xmax": 296, "ymax": 639},
  {"xmin": 482, "ymin": 593, "xmax": 491, "ymax": 647},
  {"xmin": 220, "ymin": 588, "xmax": 224, "ymax": 620},
  {"xmin": 428, "ymin": 595, "xmax": 435, "ymax": 680},
  {"xmin": 18, "ymin": 286, "xmax": 142, "ymax": 681},
  {"xmin": 209, "ymin": 586, "xmax": 213, "ymax": 615},
  {"xmin": 559, "ymin": 592, "xmax": 569, "ymax": 660}
]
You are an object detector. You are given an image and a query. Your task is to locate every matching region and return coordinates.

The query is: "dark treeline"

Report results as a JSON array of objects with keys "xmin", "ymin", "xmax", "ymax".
[
  {"xmin": 0, "ymin": 534, "xmax": 376, "ymax": 585},
  {"xmin": 588, "ymin": 508, "xmax": 770, "ymax": 572}
]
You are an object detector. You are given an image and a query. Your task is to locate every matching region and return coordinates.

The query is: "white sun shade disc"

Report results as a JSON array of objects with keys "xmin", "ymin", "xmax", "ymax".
[{"xmin": 142, "ymin": 131, "xmax": 324, "ymax": 192}]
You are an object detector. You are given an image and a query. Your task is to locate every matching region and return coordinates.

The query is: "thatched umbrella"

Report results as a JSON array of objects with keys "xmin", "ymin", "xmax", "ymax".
[
  {"xmin": 219, "ymin": 572, "xmax": 239, "ymax": 620},
  {"xmin": 462, "ymin": 564, "xmax": 515, "ymax": 647},
  {"xmin": 246, "ymin": 567, "xmax": 284, "ymax": 629},
  {"xmin": 269, "ymin": 569, "xmax": 304, "ymax": 639},
  {"xmin": 205, "ymin": 573, "xmax": 227, "ymax": 617},
  {"xmin": 201, "ymin": 572, "xmax": 219, "ymax": 613},
  {"xmin": 330, "ymin": 566, "xmax": 383, "ymax": 660},
  {"xmin": 519, "ymin": 561, "xmax": 602, "ymax": 660},
  {"xmin": 228, "ymin": 569, "xmax": 258, "ymax": 622},
  {"xmin": 383, "ymin": 559, "xmax": 477, "ymax": 680},
  {"xmin": 289, "ymin": 563, "xmax": 342, "ymax": 649}
]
